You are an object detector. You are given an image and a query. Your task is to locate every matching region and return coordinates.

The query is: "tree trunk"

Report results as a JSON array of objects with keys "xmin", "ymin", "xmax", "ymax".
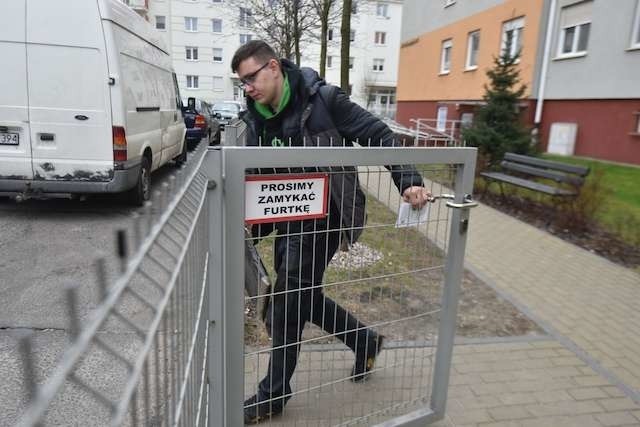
[
  {"xmin": 340, "ymin": 0, "xmax": 352, "ymax": 93},
  {"xmin": 318, "ymin": 0, "xmax": 330, "ymax": 78}
]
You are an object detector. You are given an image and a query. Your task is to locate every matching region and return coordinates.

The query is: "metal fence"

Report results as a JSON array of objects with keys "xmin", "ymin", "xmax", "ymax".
[
  {"xmin": 16, "ymin": 127, "xmax": 476, "ymax": 426},
  {"xmin": 17, "ymin": 142, "xmax": 211, "ymax": 427}
]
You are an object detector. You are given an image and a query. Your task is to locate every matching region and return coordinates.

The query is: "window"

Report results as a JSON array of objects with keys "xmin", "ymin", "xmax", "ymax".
[
  {"xmin": 351, "ymin": 1, "xmax": 358, "ymax": 14},
  {"xmin": 633, "ymin": 1, "xmax": 640, "ymax": 47},
  {"xmin": 635, "ymin": 113, "xmax": 640, "ymax": 134},
  {"xmin": 558, "ymin": 1, "xmax": 592, "ymax": 57},
  {"xmin": 436, "ymin": 107, "xmax": 448, "ymax": 131},
  {"xmin": 501, "ymin": 17, "xmax": 524, "ymax": 59},
  {"xmin": 186, "ymin": 46, "xmax": 198, "ymax": 61},
  {"xmin": 239, "ymin": 34, "xmax": 252, "ymax": 44},
  {"xmin": 376, "ymin": 3, "xmax": 388, "ymax": 17},
  {"xmin": 213, "ymin": 48, "xmax": 223, "ymax": 62},
  {"xmin": 212, "ymin": 0, "xmax": 223, "ymax": 2},
  {"xmin": 374, "ymin": 31, "xmax": 386, "ymax": 45},
  {"xmin": 212, "ymin": 18, "xmax": 222, "ymax": 33},
  {"xmin": 186, "ymin": 75, "xmax": 199, "ymax": 89},
  {"xmin": 349, "ymin": 57, "xmax": 354, "ymax": 70},
  {"xmin": 373, "ymin": 58, "xmax": 384, "ymax": 72},
  {"xmin": 213, "ymin": 76, "xmax": 223, "ymax": 91},
  {"xmin": 440, "ymin": 39, "xmax": 452, "ymax": 74},
  {"xmin": 350, "ymin": 30, "xmax": 356, "ymax": 42},
  {"xmin": 239, "ymin": 7, "xmax": 252, "ymax": 27},
  {"xmin": 184, "ymin": 17, "xmax": 197, "ymax": 32},
  {"xmin": 155, "ymin": 15, "xmax": 166, "ymax": 30},
  {"xmin": 466, "ymin": 30, "xmax": 480, "ymax": 69},
  {"xmin": 327, "ymin": 55, "xmax": 333, "ymax": 68},
  {"xmin": 444, "ymin": 0, "xmax": 456, "ymax": 7},
  {"xmin": 328, "ymin": 28, "xmax": 334, "ymax": 41}
]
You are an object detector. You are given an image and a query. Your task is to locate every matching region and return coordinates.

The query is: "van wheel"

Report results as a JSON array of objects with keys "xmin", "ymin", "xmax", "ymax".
[
  {"xmin": 127, "ymin": 156, "xmax": 151, "ymax": 206},
  {"xmin": 174, "ymin": 141, "xmax": 187, "ymax": 166}
]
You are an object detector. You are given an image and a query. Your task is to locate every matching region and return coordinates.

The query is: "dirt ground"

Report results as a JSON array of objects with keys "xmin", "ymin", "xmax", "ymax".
[{"xmin": 244, "ymin": 243, "xmax": 543, "ymax": 349}]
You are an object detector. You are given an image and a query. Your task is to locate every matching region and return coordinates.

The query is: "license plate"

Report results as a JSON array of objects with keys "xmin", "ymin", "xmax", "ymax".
[{"xmin": 0, "ymin": 132, "xmax": 19, "ymax": 145}]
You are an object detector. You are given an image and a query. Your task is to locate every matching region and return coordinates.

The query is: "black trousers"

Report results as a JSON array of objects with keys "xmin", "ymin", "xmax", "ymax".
[{"xmin": 257, "ymin": 215, "xmax": 374, "ymax": 405}]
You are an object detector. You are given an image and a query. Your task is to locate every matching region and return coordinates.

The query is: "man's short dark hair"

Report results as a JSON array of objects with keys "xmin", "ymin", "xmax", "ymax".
[{"xmin": 231, "ymin": 40, "xmax": 279, "ymax": 73}]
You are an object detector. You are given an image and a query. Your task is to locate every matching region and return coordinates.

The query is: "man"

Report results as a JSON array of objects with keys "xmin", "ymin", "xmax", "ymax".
[{"xmin": 232, "ymin": 40, "xmax": 431, "ymax": 424}]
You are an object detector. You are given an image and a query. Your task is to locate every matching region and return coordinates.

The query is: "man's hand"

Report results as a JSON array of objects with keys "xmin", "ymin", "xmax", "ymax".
[{"xmin": 402, "ymin": 186, "xmax": 432, "ymax": 209}]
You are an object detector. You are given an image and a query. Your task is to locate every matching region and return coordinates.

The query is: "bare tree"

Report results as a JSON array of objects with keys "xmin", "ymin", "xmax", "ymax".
[
  {"xmin": 340, "ymin": 0, "xmax": 352, "ymax": 92},
  {"xmin": 310, "ymin": 0, "xmax": 339, "ymax": 77},
  {"xmin": 227, "ymin": 0, "xmax": 317, "ymax": 65}
]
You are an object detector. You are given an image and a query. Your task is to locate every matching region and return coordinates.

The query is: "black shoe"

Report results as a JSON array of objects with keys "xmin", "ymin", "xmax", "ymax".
[
  {"xmin": 244, "ymin": 394, "xmax": 284, "ymax": 424},
  {"xmin": 351, "ymin": 334, "xmax": 385, "ymax": 382}
]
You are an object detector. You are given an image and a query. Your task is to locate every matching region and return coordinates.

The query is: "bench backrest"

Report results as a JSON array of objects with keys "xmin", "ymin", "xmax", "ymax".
[{"xmin": 502, "ymin": 153, "xmax": 590, "ymax": 186}]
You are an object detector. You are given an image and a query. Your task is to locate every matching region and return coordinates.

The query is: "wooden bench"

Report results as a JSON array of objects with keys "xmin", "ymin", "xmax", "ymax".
[{"xmin": 481, "ymin": 153, "xmax": 590, "ymax": 197}]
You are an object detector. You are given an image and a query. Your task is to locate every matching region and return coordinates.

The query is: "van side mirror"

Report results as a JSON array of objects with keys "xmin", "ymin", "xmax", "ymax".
[{"xmin": 187, "ymin": 97, "xmax": 196, "ymax": 111}]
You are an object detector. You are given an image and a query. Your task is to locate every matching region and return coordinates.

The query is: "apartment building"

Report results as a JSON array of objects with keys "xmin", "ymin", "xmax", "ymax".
[
  {"xmin": 398, "ymin": 0, "xmax": 640, "ymax": 164},
  {"xmin": 124, "ymin": 0, "xmax": 403, "ymax": 116}
]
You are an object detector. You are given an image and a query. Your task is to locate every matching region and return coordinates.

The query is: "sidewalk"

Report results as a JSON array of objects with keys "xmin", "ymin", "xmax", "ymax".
[{"xmin": 363, "ymin": 170, "xmax": 640, "ymax": 425}]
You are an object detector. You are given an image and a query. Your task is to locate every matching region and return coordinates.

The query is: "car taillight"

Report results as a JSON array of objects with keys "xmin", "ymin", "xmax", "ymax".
[
  {"xmin": 112, "ymin": 126, "xmax": 127, "ymax": 162},
  {"xmin": 195, "ymin": 114, "xmax": 207, "ymax": 129}
]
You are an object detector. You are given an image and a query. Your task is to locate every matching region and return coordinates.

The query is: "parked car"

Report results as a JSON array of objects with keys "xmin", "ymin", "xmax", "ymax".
[
  {"xmin": 182, "ymin": 98, "xmax": 221, "ymax": 147},
  {"xmin": 212, "ymin": 101, "xmax": 244, "ymax": 129},
  {"xmin": 0, "ymin": 0, "xmax": 186, "ymax": 205}
]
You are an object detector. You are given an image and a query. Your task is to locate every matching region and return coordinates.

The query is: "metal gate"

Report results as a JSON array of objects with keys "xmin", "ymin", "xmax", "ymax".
[
  {"xmin": 14, "ymin": 138, "xmax": 475, "ymax": 426},
  {"xmin": 204, "ymin": 142, "xmax": 477, "ymax": 426}
]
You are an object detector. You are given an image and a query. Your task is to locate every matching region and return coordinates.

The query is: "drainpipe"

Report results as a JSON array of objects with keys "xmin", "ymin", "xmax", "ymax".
[{"xmin": 534, "ymin": 0, "xmax": 557, "ymax": 125}]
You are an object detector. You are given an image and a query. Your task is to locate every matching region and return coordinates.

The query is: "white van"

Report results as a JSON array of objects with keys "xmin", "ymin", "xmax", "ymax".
[{"xmin": 0, "ymin": 0, "xmax": 186, "ymax": 205}]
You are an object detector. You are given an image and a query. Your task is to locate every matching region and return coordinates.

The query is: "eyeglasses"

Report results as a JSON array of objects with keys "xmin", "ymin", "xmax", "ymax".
[{"xmin": 236, "ymin": 62, "xmax": 270, "ymax": 90}]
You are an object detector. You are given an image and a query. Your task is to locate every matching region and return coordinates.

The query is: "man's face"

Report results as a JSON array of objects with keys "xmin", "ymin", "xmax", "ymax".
[{"xmin": 237, "ymin": 57, "xmax": 280, "ymax": 105}]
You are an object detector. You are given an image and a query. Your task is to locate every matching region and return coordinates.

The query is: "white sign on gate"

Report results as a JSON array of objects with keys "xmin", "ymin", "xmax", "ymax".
[{"xmin": 245, "ymin": 173, "xmax": 329, "ymax": 224}]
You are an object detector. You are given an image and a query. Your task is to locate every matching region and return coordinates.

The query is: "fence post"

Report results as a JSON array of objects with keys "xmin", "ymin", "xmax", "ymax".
[
  {"xmin": 205, "ymin": 148, "xmax": 225, "ymax": 426},
  {"xmin": 430, "ymin": 156, "xmax": 476, "ymax": 419}
]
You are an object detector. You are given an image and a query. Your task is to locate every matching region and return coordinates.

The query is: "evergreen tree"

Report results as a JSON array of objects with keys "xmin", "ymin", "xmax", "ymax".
[{"xmin": 462, "ymin": 47, "xmax": 532, "ymax": 168}]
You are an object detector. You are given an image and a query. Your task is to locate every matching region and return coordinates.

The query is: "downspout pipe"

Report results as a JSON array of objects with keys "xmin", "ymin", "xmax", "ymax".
[{"xmin": 534, "ymin": 0, "xmax": 557, "ymax": 125}]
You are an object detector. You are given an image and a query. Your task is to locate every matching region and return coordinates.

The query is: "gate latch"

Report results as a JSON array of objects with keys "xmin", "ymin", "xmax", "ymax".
[{"xmin": 445, "ymin": 194, "xmax": 478, "ymax": 210}]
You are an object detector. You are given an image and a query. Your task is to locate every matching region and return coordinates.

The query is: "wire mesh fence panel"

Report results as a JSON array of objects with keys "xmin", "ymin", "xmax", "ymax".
[
  {"xmin": 208, "ymin": 143, "xmax": 476, "ymax": 427},
  {"xmin": 17, "ymin": 145, "xmax": 211, "ymax": 427}
]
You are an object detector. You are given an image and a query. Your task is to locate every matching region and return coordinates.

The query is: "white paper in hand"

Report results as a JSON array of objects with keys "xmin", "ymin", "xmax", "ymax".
[{"xmin": 396, "ymin": 201, "xmax": 429, "ymax": 228}]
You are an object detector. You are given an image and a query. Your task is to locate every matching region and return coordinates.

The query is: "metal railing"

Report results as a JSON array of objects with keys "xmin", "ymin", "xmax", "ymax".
[
  {"xmin": 15, "ymin": 128, "xmax": 477, "ymax": 426},
  {"xmin": 409, "ymin": 119, "xmax": 465, "ymax": 147}
]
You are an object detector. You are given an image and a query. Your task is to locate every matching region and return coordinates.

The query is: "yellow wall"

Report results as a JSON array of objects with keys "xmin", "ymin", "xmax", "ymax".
[{"xmin": 398, "ymin": 0, "xmax": 544, "ymax": 102}]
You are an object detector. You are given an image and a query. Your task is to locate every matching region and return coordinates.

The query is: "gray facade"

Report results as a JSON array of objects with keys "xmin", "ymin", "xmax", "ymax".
[
  {"xmin": 401, "ymin": 0, "xmax": 504, "ymax": 42},
  {"xmin": 543, "ymin": 0, "xmax": 640, "ymax": 99}
]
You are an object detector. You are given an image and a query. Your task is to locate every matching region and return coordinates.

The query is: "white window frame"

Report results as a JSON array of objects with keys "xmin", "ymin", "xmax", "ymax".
[
  {"xmin": 213, "ymin": 76, "xmax": 224, "ymax": 92},
  {"xmin": 376, "ymin": 3, "xmax": 388, "ymax": 18},
  {"xmin": 373, "ymin": 58, "xmax": 384, "ymax": 72},
  {"xmin": 155, "ymin": 15, "xmax": 166, "ymax": 30},
  {"xmin": 186, "ymin": 75, "xmax": 199, "ymax": 89},
  {"xmin": 630, "ymin": 0, "xmax": 640, "ymax": 49},
  {"xmin": 213, "ymin": 47, "xmax": 223, "ymax": 62},
  {"xmin": 239, "ymin": 34, "xmax": 252, "ymax": 45},
  {"xmin": 185, "ymin": 46, "xmax": 198, "ymax": 61},
  {"xmin": 184, "ymin": 17, "xmax": 198, "ymax": 32},
  {"xmin": 465, "ymin": 30, "xmax": 480, "ymax": 70},
  {"xmin": 557, "ymin": 22, "xmax": 591, "ymax": 58},
  {"xmin": 211, "ymin": 18, "xmax": 222, "ymax": 33},
  {"xmin": 501, "ymin": 17, "xmax": 524, "ymax": 60},
  {"xmin": 440, "ymin": 39, "xmax": 452, "ymax": 74},
  {"xmin": 374, "ymin": 31, "xmax": 386, "ymax": 45},
  {"xmin": 436, "ymin": 107, "xmax": 448, "ymax": 131}
]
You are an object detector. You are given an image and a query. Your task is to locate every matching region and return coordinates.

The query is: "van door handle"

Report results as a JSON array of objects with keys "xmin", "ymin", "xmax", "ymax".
[{"xmin": 40, "ymin": 133, "xmax": 55, "ymax": 141}]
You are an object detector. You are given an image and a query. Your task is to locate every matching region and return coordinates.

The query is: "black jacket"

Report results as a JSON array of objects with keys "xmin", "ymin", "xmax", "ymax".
[{"xmin": 242, "ymin": 59, "xmax": 423, "ymax": 243}]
